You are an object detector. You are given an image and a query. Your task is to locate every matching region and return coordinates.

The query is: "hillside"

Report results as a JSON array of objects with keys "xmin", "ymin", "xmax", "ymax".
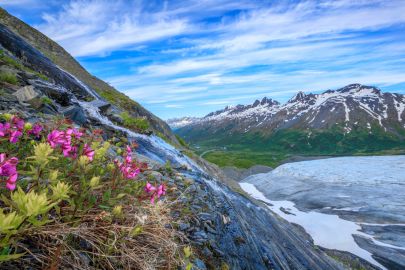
[
  {"xmin": 172, "ymin": 84, "xmax": 405, "ymax": 167},
  {"xmin": 0, "ymin": 7, "xmax": 177, "ymax": 144}
]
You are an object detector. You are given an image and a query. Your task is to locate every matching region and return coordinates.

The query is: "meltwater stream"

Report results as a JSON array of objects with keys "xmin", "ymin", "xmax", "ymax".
[{"xmin": 55, "ymin": 66, "xmax": 199, "ymax": 171}]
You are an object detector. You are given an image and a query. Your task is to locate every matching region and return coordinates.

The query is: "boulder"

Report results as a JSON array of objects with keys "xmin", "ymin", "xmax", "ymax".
[
  {"xmin": 13, "ymin": 85, "xmax": 42, "ymax": 109},
  {"xmin": 31, "ymin": 81, "xmax": 72, "ymax": 106},
  {"xmin": 13, "ymin": 85, "xmax": 39, "ymax": 102},
  {"xmin": 61, "ymin": 105, "xmax": 87, "ymax": 124}
]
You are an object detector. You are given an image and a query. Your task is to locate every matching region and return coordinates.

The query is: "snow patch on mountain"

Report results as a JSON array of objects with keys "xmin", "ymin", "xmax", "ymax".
[{"xmin": 176, "ymin": 84, "xmax": 405, "ymax": 134}]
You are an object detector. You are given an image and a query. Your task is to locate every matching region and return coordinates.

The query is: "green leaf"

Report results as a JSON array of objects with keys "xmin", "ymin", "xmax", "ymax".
[
  {"xmin": 185, "ymin": 262, "xmax": 193, "ymax": 270},
  {"xmin": 129, "ymin": 225, "xmax": 143, "ymax": 237},
  {"xmin": 0, "ymin": 252, "xmax": 25, "ymax": 262},
  {"xmin": 102, "ymin": 189, "xmax": 111, "ymax": 203},
  {"xmin": 115, "ymin": 193, "xmax": 126, "ymax": 199},
  {"xmin": 184, "ymin": 246, "xmax": 192, "ymax": 258}
]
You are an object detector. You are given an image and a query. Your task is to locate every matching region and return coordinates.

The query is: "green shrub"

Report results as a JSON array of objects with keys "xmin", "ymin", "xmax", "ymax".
[
  {"xmin": 41, "ymin": 96, "xmax": 53, "ymax": 105},
  {"xmin": 0, "ymin": 50, "xmax": 48, "ymax": 81},
  {"xmin": 120, "ymin": 111, "xmax": 149, "ymax": 132},
  {"xmin": 176, "ymin": 134, "xmax": 188, "ymax": 148},
  {"xmin": 0, "ymin": 72, "xmax": 18, "ymax": 85}
]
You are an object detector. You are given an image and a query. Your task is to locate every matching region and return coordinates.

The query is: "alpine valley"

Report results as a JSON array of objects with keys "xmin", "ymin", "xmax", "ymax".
[{"xmin": 170, "ymin": 84, "xmax": 405, "ymax": 168}]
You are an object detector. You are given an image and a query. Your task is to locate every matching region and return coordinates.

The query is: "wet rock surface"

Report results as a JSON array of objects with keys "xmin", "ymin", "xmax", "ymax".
[{"xmin": 172, "ymin": 170, "xmax": 345, "ymax": 270}]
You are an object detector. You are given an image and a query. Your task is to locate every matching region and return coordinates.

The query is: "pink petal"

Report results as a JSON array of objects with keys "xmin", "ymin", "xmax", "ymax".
[
  {"xmin": 6, "ymin": 182, "xmax": 16, "ymax": 191},
  {"xmin": 8, "ymin": 173, "xmax": 18, "ymax": 184}
]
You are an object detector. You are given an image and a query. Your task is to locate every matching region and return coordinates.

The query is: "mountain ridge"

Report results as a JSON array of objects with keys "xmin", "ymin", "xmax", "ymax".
[
  {"xmin": 170, "ymin": 83, "xmax": 405, "ymax": 133},
  {"xmin": 172, "ymin": 84, "xmax": 405, "ymax": 167}
]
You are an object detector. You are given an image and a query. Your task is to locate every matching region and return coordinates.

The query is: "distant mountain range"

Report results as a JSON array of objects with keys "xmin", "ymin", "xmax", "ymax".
[{"xmin": 169, "ymin": 84, "xmax": 405, "ymax": 155}]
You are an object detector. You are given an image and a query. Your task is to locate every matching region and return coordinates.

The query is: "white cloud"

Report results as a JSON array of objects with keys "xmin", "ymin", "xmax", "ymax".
[
  {"xmin": 27, "ymin": 0, "xmax": 405, "ymax": 117},
  {"xmin": 165, "ymin": 104, "xmax": 184, "ymax": 108},
  {"xmin": 36, "ymin": 0, "xmax": 190, "ymax": 57}
]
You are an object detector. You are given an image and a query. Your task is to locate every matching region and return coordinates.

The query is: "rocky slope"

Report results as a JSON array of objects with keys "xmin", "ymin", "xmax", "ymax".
[
  {"xmin": 0, "ymin": 12, "xmax": 380, "ymax": 269},
  {"xmin": 0, "ymin": 7, "xmax": 177, "ymax": 144},
  {"xmin": 174, "ymin": 84, "xmax": 405, "ymax": 154}
]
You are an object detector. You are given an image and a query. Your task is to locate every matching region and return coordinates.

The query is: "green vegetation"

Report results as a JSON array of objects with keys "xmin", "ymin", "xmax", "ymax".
[
  {"xmin": 41, "ymin": 96, "xmax": 53, "ymax": 105},
  {"xmin": 202, "ymin": 150, "xmax": 287, "ymax": 169},
  {"xmin": 176, "ymin": 134, "xmax": 189, "ymax": 148},
  {"xmin": 0, "ymin": 114, "xmax": 185, "ymax": 269},
  {"xmin": 182, "ymin": 125, "xmax": 405, "ymax": 168},
  {"xmin": 0, "ymin": 72, "xmax": 18, "ymax": 85},
  {"xmin": 120, "ymin": 111, "xmax": 150, "ymax": 132},
  {"xmin": 0, "ymin": 49, "xmax": 49, "ymax": 81}
]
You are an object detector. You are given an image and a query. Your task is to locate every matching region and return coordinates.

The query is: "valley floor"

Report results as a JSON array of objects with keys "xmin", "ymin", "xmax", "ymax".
[{"xmin": 195, "ymin": 146, "xmax": 405, "ymax": 169}]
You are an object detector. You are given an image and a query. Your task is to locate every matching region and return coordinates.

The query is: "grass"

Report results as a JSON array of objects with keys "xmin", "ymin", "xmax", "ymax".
[
  {"xmin": 41, "ymin": 96, "xmax": 53, "ymax": 105},
  {"xmin": 201, "ymin": 150, "xmax": 287, "ymax": 168},
  {"xmin": 120, "ymin": 112, "xmax": 150, "ymax": 133},
  {"xmin": 0, "ymin": 49, "xmax": 49, "ymax": 81},
  {"xmin": 176, "ymin": 134, "xmax": 189, "ymax": 148},
  {"xmin": 0, "ymin": 72, "xmax": 18, "ymax": 85}
]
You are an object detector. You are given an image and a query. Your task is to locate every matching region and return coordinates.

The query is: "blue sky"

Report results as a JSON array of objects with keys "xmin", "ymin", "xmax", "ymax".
[{"xmin": 2, "ymin": 0, "xmax": 405, "ymax": 119}]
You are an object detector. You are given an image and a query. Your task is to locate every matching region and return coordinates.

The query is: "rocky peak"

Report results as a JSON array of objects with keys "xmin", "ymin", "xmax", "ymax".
[
  {"xmin": 335, "ymin": 84, "xmax": 381, "ymax": 96},
  {"xmin": 252, "ymin": 99, "xmax": 261, "ymax": 107},
  {"xmin": 260, "ymin": 97, "xmax": 280, "ymax": 106},
  {"xmin": 288, "ymin": 91, "xmax": 307, "ymax": 103},
  {"xmin": 337, "ymin": 83, "xmax": 362, "ymax": 93}
]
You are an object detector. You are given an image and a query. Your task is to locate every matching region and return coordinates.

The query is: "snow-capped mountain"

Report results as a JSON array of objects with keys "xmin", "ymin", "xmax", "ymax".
[
  {"xmin": 178, "ymin": 84, "xmax": 405, "ymax": 133},
  {"xmin": 175, "ymin": 84, "xmax": 405, "ymax": 153},
  {"xmin": 166, "ymin": 117, "xmax": 200, "ymax": 129}
]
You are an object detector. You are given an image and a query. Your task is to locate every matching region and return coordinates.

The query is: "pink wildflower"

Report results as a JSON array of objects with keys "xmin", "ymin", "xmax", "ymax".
[
  {"xmin": 0, "ymin": 118, "xmax": 25, "ymax": 143},
  {"xmin": 115, "ymin": 145, "xmax": 140, "ymax": 179},
  {"xmin": 144, "ymin": 182, "xmax": 156, "ymax": 193},
  {"xmin": 157, "ymin": 184, "xmax": 166, "ymax": 197},
  {"xmin": 144, "ymin": 182, "xmax": 166, "ymax": 204},
  {"xmin": 28, "ymin": 124, "xmax": 43, "ymax": 138},
  {"xmin": 66, "ymin": 128, "xmax": 83, "ymax": 139},
  {"xmin": 9, "ymin": 130, "xmax": 22, "ymax": 143},
  {"xmin": 0, "ymin": 122, "xmax": 10, "ymax": 137},
  {"xmin": 0, "ymin": 153, "xmax": 18, "ymax": 191},
  {"xmin": 5, "ymin": 173, "xmax": 17, "ymax": 191},
  {"xmin": 11, "ymin": 117, "xmax": 24, "ymax": 130},
  {"xmin": 47, "ymin": 130, "xmax": 65, "ymax": 148},
  {"xmin": 83, "ymin": 144, "xmax": 95, "ymax": 161},
  {"xmin": 61, "ymin": 142, "xmax": 74, "ymax": 157},
  {"xmin": 120, "ymin": 163, "xmax": 140, "ymax": 179}
]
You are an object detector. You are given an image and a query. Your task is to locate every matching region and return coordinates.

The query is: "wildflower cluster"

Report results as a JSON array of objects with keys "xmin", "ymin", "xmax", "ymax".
[
  {"xmin": 47, "ymin": 128, "xmax": 94, "ymax": 160},
  {"xmin": 0, "ymin": 114, "xmax": 42, "ymax": 143},
  {"xmin": 0, "ymin": 153, "xmax": 18, "ymax": 190},
  {"xmin": 0, "ymin": 113, "xmax": 171, "ymax": 265},
  {"xmin": 115, "ymin": 146, "xmax": 140, "ymax": 179},
  {"xmin": 144, "ymin": 182, "xmax": 166, "ymax": 204}
]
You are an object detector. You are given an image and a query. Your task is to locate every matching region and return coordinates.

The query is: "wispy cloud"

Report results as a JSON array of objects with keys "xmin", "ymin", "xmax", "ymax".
[
  {"xmin": 11, "ymin": 0, "xmax": 405, "ymax": 119},
  {"xmin": 36, "ymin": 0, "xmax": 191, "ymax": 57}
]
